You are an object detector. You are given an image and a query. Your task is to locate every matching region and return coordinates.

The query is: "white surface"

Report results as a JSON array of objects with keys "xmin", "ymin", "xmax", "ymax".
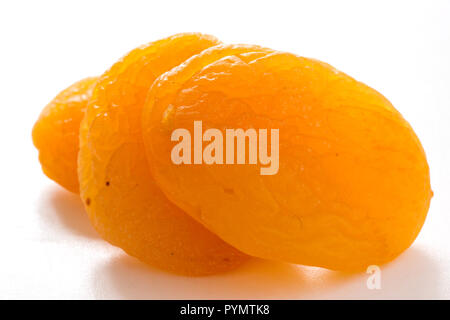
[{"xmin": 0, "ymin": 0, "xmax": 449, "ymax": 299}]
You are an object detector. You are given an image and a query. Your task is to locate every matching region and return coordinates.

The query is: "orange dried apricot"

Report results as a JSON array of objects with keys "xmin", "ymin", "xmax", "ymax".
[
  {"xmin": 143, "ymin": 45, "xmax": 432, "ymax": 271},
  {"xmin": 32, "ymin": 77, "xmax": 97, "ymax": 193},
  {"xmin": 78, "ymin": 33, "xmax": 249, "ymax": 275}
]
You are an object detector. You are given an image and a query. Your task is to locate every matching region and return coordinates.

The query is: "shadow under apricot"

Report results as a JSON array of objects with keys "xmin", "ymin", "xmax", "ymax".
[
  {"xmin": 360, "ymin": 246, "xmax": 441, "ymax": 299},
  {"xmin": 38, "ymin": 185, "xmax": 98, "ymax": 239},
  {"xmin": 92, "ymin": 245, "xmax": 440, "ymax": 299},
  {"xmin": 92, "ymin": 254, "xmax": 354, "ymax": 299}
]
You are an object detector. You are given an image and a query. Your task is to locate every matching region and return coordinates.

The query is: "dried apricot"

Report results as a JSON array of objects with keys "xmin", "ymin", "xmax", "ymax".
[
  {"xmin": 32, "ymin": 77, "xmax": 97, "ymax": 193},
  {"xmin": 143, "ymin": 45, "xmax": 432, "ymax": 271},
  {"xmin": 78, "ymin": 33, "xmax": 248, "ymax": 275}
]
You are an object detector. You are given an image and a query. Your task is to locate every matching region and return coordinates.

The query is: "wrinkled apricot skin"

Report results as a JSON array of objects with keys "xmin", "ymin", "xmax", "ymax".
[
  {"xmin": 78, "ymin": 34, "xmax": 248, "ymax": 275},
  {"xmin": 143, "ymin": 45, "xmax": 432, "ymax": 271},
  {"xmin": 32, "ymin": 77, "xmax": 97, "ymax": 193}
]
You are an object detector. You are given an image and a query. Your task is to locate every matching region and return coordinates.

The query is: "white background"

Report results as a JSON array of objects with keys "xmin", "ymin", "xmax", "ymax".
[{"xmin": 0, "ymin": 0, "xmax": 449, "ymax": 299}]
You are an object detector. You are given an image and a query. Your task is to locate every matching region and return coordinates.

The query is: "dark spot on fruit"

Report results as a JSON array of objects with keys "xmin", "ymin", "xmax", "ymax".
[
  {"xmin": 86, "ymin": 198, "xmax": 91, "ymax": 206},
  {"xmin": 224, "ymin": 188, "xmax": 234, "ymax": 195},
  {"xmin": 105, "ymin": 181, "xmax": 110, "ymax": 186}
]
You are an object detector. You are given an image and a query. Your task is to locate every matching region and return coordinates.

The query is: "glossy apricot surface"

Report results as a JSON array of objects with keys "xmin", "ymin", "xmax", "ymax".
[
  {"xmin": 143, "ymin": 45, "xmax": 432, "ymax": 271},
  {"xmin": 33, "ymin": 77, "xmax": 97, "ymax": 193},
  {"xmin": 78, "ymin": 34, "xmax": 249, "ymax": 275}
]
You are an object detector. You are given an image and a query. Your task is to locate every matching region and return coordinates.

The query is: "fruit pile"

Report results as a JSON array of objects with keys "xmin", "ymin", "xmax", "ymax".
[{"xmin": 32, "ymin": 33, "xmax": 432, "ymax": 276}]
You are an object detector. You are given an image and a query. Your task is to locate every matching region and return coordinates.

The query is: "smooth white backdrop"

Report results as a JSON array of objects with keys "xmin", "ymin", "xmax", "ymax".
[{"xmin": 0, "ymin": 0, "xmax": 449, "ymax": 299}]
